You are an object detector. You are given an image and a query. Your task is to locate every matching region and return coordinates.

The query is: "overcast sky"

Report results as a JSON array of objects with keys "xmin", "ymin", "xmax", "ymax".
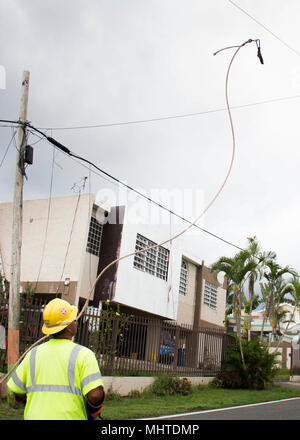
[{"xmin": 1, "ymin": 0, "xmax": 300, "ymax": 275}]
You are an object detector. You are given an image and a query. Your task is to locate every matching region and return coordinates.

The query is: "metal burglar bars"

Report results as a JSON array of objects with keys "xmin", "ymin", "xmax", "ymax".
[
  {"xmin": 133, "ymin": 234, "xmax": 169, "ymax": 281},
  {"xmin": 0, "ymin": 297, "xmax": 234, "ymax": 377},
  {"xmin": 76, "ymin": 307, "xmax": 235, "ymax": 377},
  {"xmin": 291, "ymin": 344, "xmax": 300, "ymax": 376}
]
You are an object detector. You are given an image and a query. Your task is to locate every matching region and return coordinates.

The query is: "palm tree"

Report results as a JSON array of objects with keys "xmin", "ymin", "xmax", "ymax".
[
  {"xmin": 223, "ymin": 280, "xmax": 234, "ymax": 333},
  {"xmin": 273, "ymin": 277, "xmax": 295, "ymax": 338},
  {"xmin": 244, "ymin": 236, "xmax": 275, "ymax": 341},
  {"xmin": 211, "ymin": 249, "xmax": 257, "ymax": 368},
  {"xmin": 260, "ymin": 260, "xmax": 296, "ymax": 342},
  {"xmin": 241, "ymin": 293, "xmax": 261, "ymax": 338},
  {"xmin": 269, "ymin": 304, "xmax": 288, "ymax": 344},
  {"xmin": 244, "ymin": 237, "xmax": 260, "ymax": 341},
  {"xmin": 275, "ymin": 276, "xmax": 300, "ymax": 348}
]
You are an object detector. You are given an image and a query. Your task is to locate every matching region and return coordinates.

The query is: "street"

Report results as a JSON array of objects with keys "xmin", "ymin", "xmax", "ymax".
[{"xmin": 146, "ymin": 397, "xmax": 300, "ymax": 420}]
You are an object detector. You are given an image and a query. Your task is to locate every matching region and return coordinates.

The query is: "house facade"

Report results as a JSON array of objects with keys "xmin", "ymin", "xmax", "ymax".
[
  {"xmin": 0, "ymin": 194, "xmax": 103, "ymax": 307},
  {"xmin": 227, "ymin": 304, "xmax": 300, "ymax": 342},
  {"xmin": 227, "ymin": 304, "xmax": 300, "ymax": 369},
  {"xmin": 0, "ymin": 194, "xmax": 226, "ymax": 330}
]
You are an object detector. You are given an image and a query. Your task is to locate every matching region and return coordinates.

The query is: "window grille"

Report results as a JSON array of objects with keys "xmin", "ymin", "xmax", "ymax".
[
  {"xmin": 133, "ymin": 233, "xmax": 169, "ymax": 281},
  {"xmin": 179, "ymin": 260, "xmax": 188, "ymax": 295},
  {"xmin": 203, "ymin": 281, "xmax": 218, "ymax": 310},
  {"xmin": 86, "ymin": 216, "xmax": 103, "ymax": 257}
]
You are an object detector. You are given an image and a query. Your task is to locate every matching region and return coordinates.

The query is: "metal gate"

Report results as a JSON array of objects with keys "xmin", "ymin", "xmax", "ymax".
[{"xmin": 291, "ymin": 344, "xmax": 300, "ymax": 375}]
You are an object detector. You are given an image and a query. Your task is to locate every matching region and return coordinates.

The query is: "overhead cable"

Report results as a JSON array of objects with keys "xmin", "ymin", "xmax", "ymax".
[
  {"xmin": 0, "ymin": 37, "xmax": 263, "ymax": 386},
  {"xmin": 228, "ymin": 0, "xmax": 300, "ymax": 58},
  {"xmin": 1, "ymin": 93, "xmax": 300, "ymax": 132}
]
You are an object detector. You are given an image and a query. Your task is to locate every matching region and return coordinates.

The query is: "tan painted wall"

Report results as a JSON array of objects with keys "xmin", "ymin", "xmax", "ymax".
[
  {"xmin": 176, "ymin": 260, "xmax": 197, "ymax": 326},
  {"xmin": 177, "ymin": 259, "xmax": 226, "ymax": 329},
  {"xmin": 200, "ymin": 266, "xmax": 226, "ymax": 329},
  {"xmin": 200, "ymin": 284, "xmax": 226, "ymax": 329}
]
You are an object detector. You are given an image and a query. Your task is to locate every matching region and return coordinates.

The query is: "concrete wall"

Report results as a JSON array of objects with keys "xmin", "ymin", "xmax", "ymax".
[
  {"xmin": 76, "ymin": 251, "xmax": 100, "ymax": 304},
  {"xmin": 200, "ymin": 267, "xmax": 226, "ymax": 329},
  {"xmin": 200, "ymin": 285, "xmax": 226, "ymax": 328},
  {"xmin": 176, "ymin": 257, "xmax": 226, "ymax": 330},
  {"xmin": 0, "ymin": 194, "xmax": 107, "ymax": 305},
  {"xmin": 0, "ymin": 194, "xmax": 92, "ymax": 283},
  {"xmin": 177, "ymin": 259, "xmax": 197, "ymax": 326},
  {"xmin": 102, "ymin": 376, "xmax": 214, "ymax": 396},
  {"xmin": 0, "ymin": 374, "xmax": 214, "ymax": 398},
  {"xmin": 112, "ymin": 218, "xmax": 183, "ymax": 320}
]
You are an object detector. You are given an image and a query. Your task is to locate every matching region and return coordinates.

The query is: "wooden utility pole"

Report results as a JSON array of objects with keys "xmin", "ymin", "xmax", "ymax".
[{"xmin": 7, "ymin": 70, "xmax": 30, "ymax": 369}]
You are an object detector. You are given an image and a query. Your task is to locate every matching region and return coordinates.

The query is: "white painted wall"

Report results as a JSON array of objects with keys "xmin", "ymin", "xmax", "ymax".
[
  {"xmin": 112, "ymin": 214, "xmax": 184, "ymax": 320},
  {"xmin": 0, "ymin": 194, "xmax": 98, "ymax": 297}
]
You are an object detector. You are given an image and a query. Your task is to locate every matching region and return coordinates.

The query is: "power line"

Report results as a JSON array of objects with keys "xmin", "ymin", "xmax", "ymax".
[
  {"xmin": 34, "ymin": 145, "xmax": 55, "ymax": 291},
  {"xmin": 1, "ymin": 91, "xmax": 298, "ymax": 250},
  {"xmin": 55, "ymin": 190, "xmax": 81, "ymax": 296},
  {"xmin": 0, "ymin": 129, "xmax": 17, "ymax": 168},
  {"xmin": 228, "ymin": 0, "xmax": 300, "ymax": 58},
  {"xmin": 26, "ymin": 125, "xmax": 245, "ymax": 253},
  {"xmin": 37, "ymin": 94, "xmax": 300, "ymax": 131},
  {"xmin": 1, "ymin": 93, "xmax": 300, "ymax": 133}
]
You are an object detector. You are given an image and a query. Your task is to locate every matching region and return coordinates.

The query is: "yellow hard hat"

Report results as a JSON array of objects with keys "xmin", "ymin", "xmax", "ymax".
[{"xmin": 42, "ymin": 298, "xmax": 78, "ymax": 335}]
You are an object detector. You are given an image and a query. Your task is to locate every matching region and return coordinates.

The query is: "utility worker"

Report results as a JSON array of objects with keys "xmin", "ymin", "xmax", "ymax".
[{"xmin": 7, "ymin": 298, "xmax": 105, "ymax": 420}]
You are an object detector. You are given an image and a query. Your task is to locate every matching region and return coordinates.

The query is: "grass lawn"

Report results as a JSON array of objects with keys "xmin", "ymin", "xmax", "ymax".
[{"xmin": 1, "ymin": 384, "xmax": 300, "ymax": 420}]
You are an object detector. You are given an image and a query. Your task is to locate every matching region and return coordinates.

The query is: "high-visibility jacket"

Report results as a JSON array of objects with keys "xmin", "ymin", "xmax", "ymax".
[{"xmin": 7, "ymin": 339, "xmax": 104, "ymax": 420}]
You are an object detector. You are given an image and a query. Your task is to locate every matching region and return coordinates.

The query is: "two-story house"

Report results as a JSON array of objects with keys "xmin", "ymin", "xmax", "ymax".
[{"xmin": 0, "ymin": 194, "xmax": 226, "ymax": 330}]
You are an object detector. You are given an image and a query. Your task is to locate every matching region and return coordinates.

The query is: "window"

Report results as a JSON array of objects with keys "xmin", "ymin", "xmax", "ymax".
[
  {"xmin": 86, "ymin": 216, "xmax": 103, "ymax": 256},
  {"xmin": 203, "ymin": 281, "xmax": 218, "ymax": 310},
  {"xmin": 179, "ymin": 260, "xmax": 188, "ymax": 295},
  {"xmin": 133, "ymin": 233, "xmax": 169, "ymax": 280}
]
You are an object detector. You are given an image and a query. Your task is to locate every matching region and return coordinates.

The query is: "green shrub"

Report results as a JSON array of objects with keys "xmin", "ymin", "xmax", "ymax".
[
  {"xmin": 151, "ymin": 374, "xmax": 192, "ymax": 396},
  {"xmin": 217, "ymin": 338, "xmax": 278, "ymax": 390},
  {"xmin": 211, "ymin": 371, "xmax": 242, "ymax": 389},
  {"xmin": 105, "ymin": 388, "xmax": 122, "ymax": 401},
  {"xmin": 128, "ymin": 389, "xmax": 142, "ymax": 398}
]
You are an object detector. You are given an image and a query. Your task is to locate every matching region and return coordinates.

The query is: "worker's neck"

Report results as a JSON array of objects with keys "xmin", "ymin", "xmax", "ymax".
[{"xmin": 54, "ymin": 335, "xmax": 73, "ymax": 340}]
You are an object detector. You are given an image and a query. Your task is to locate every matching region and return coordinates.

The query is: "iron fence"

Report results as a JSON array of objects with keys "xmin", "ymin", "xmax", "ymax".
[
  {"xmin": 291, "ymin": 344, "xmax": 300, "ymax": 375},
  {"xmin": 0, "ymin": 297, "xmax": 235, "ymax": 377},
  {"xmin": 0, "ymin": 296, "xmax": 47, "ymax": 372},
  {"xmin": 76, "ymin": 306, "xmax": 235, "ymax": 377}
]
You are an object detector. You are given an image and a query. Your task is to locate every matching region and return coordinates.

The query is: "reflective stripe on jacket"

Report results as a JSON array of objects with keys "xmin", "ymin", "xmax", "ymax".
[{"xmin": 7, "ymin": 339, "xmax": 104, "ymax": 420}]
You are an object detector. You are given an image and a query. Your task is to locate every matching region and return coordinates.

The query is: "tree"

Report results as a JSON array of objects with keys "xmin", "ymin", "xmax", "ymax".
[
  {"xmin": 211, "ymin": 250, "xmax": 257, "ymax": 368},
  {"xmin": 259, "ymin": 260, "xmax": 296, "ymax": 342},
  {"xmin": 244, "ymin": 236, "xmax": 275, "ymax": 341},
  {"xmin": 212, "ymin": 338, "xmax": 279, "ymax": 390},
  {"xmin": 274, "ymin": 276, "xmax": 300, "ymax": 348},
  {"xmin": 241, "ymin": 293, "xmax": 261, "ymax": 338}
]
